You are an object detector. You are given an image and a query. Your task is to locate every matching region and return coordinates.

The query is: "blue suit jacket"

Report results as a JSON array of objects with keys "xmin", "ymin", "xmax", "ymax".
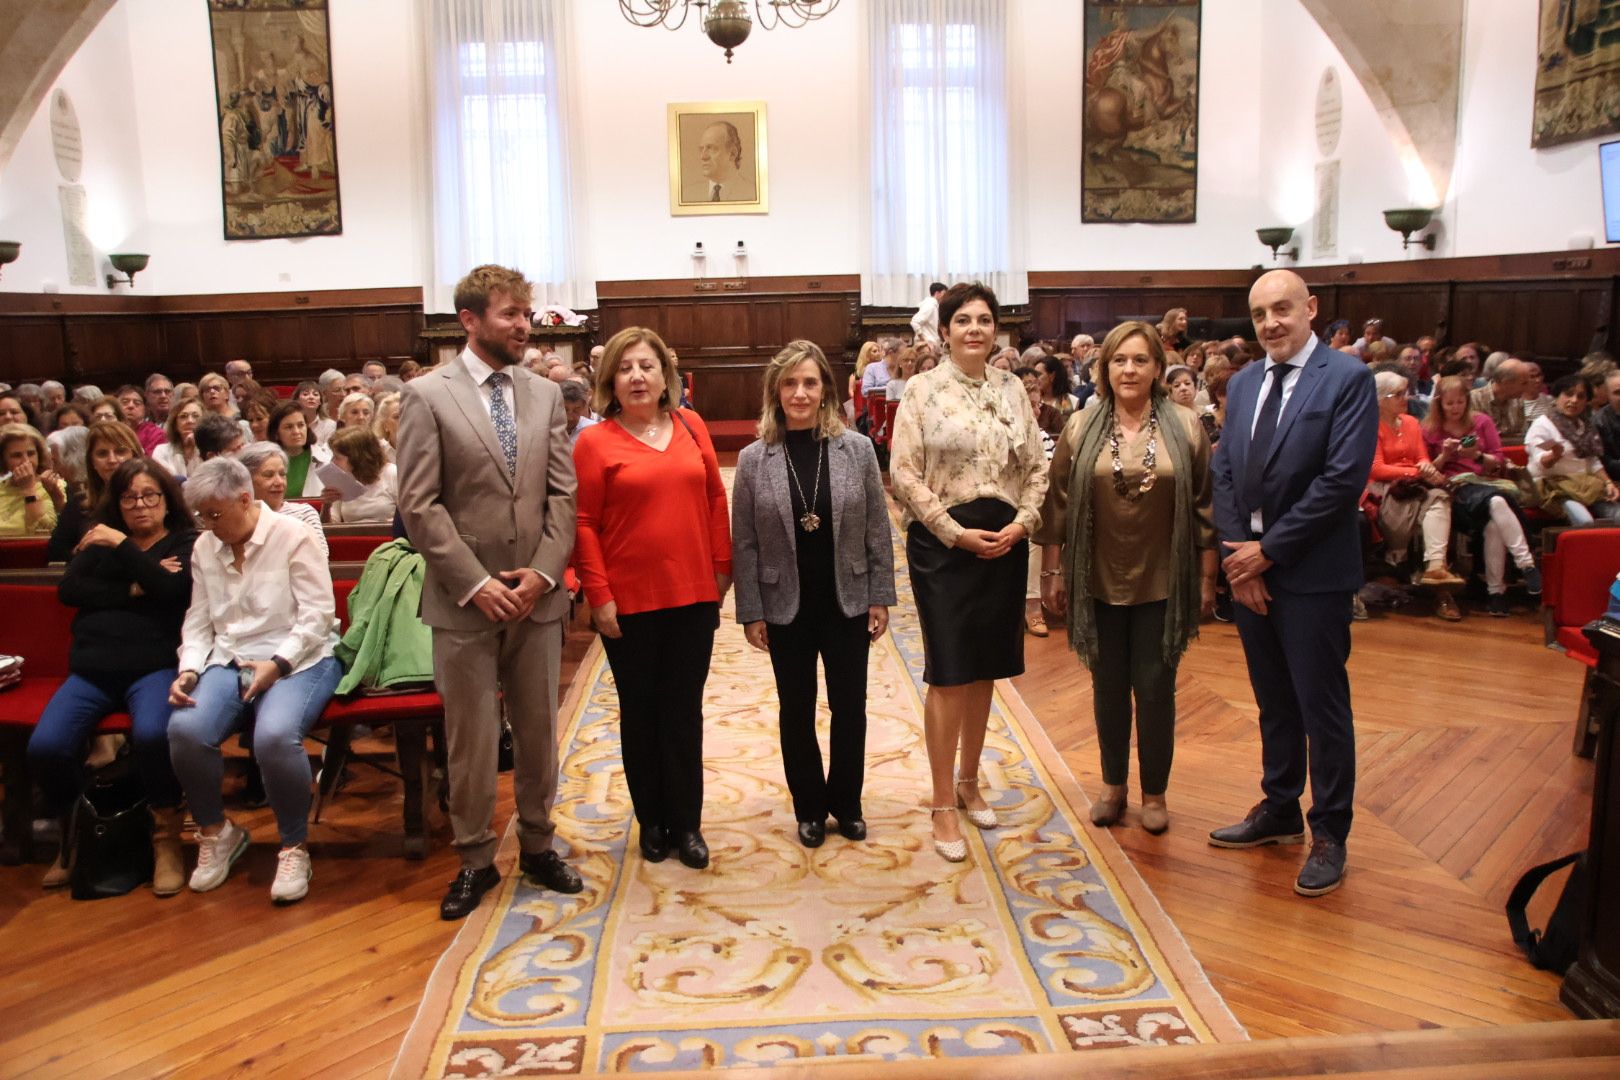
[{"xmin": 1211, "ymin": 338, "xmax": 1378, "ymax": 595}]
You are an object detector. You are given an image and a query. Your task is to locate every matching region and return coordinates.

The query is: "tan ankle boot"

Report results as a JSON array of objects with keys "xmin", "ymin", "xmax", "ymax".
[
  {"xmin": 152, "ymin": 807, "xmax": 186, "ymax": 897},
  {"xmin": 1140, "ymin": 793, "xmax": 1169, "ymax": 835}
]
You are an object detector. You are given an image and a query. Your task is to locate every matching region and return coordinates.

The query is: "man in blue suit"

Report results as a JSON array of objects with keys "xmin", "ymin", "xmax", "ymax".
[{"xmin": 1208, "ymin": 269, "xmax": 1378, "ymax": 897}]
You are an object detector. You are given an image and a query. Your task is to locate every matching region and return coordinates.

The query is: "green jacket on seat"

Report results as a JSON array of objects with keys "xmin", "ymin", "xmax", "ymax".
[{"xmin": 335, "ymin": 539, "xmax": 434, "ymax": 695}]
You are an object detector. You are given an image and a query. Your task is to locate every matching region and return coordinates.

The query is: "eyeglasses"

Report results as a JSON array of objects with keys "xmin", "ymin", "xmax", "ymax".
[
  {"xmin": 1381, "ymin": 389, "xmax": 1409, "ymax": 399},
  {"xmin": 193, "ymin": 507, "xmax": 232, "ymax": 525},
  {"xmin": 119, "ymin": 491, "xmax": 163, "ymax": 509}
]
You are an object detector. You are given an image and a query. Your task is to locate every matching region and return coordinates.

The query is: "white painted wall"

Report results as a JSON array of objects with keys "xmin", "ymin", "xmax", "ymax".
[
  {"xmin": 0, "ymin": 2, "xmax": 148, "ymax": 294},
  {"xmin": 0, "ymin": 0, "xmax": 1609, "ymax": 302},
  {"xmin": 1259, "ymin": 0, "xmax": 1611, "ymax": 265}
]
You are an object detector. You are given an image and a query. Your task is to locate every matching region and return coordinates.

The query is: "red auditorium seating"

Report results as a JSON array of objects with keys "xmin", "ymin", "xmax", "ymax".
[
  {"xmin": 0, "ymin": 569, "xmax": 444, "ymax": 864},
  {"xmin": 0, "ymin": 539, "xmax": 49, "ymax": 570},
  {"xmin": 1541, "ymin": 526, "xmax": 1620, "ymax": 758}
]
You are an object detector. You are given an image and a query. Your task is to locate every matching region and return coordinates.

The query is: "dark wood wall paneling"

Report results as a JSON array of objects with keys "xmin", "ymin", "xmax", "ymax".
[
  {"xmin": 0, "ymin": 287, "xmax": 426, "ymax": 389},
  {"xmin": 595, "ymin": 275, "xmax": 862, "ymax": 421},
  {"xmin": 1028, "ymin": 250, "xmax": 1620, "ymax": 371}
]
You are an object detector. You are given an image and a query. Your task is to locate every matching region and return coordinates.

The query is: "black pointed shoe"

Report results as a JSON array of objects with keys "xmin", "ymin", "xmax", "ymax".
[
  {"xmin": 520, "ymin": 850, "xmax": 583, "ymax": 894},
  {"xmin": 1294, "ymin": 837, "xmax": 1346, "ymax": 897},
  {"xmin": 639, "ymin": 823, "xmax": 669, "ymax": 863},
  {"xmin": 676, "ymin": 831, "xmax": 709, "ymax": 869},
  {"xmin": 834, "ymin": 817, "xmax": 867, "ymax": 841},
  {"xmin": 797, "ymin": 820, "xmax": 826, "ymax": 848},
  {"xmin": 440, "ymin": 865, "xmax": 500, "ymax": 921},
  {"xmin": 1208, "ymin": 802, "xmax": 1306, "ymax": 849}
]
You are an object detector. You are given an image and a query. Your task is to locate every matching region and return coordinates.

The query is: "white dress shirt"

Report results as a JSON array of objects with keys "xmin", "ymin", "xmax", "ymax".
[
  {"xmin": 1249, "ymin": 333, "xmax": 1316, "ymax": 533},
  {"xmin": 910, "ymin": 295, "xmax": 941, "ymax": 348},
  {"xmin": 179, "ymin": 503, "xmax": 338, "ymax": 676}
]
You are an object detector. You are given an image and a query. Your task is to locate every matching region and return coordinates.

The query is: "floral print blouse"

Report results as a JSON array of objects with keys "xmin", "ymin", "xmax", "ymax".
[{"xmin": 890, "ymin": 358, "xmax": 1049, "ymax": 546}]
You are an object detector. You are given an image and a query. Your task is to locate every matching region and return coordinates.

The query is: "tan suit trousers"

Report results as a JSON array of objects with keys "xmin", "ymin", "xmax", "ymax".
[{"xmin": 432, "ymin": 616, "xmax": 563, "ymax": 869}]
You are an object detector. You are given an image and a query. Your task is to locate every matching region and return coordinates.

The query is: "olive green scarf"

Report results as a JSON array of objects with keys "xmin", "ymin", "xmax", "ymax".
[{"xmin": 1063, "ymin": 394, "xmax": 1201, "ymax": 669}]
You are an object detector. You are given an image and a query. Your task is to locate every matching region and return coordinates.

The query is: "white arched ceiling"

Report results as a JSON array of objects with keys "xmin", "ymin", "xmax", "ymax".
[
  {"xmin": 0, "ymin": 0, "xmax": 117, "ymax": 175},
  {"xmin": 1298, "ymin": 0, "xmax": 1464, "ymax": 206}
]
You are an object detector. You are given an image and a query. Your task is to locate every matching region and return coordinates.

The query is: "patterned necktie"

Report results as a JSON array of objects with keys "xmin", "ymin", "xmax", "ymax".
[
  {"xmin": 487, "ymin": 371, "xmax": 517, "ymax": 476},
  {"xmin": 1242, "ymin": 362, "xmax": 1295, "ymax": 514}
]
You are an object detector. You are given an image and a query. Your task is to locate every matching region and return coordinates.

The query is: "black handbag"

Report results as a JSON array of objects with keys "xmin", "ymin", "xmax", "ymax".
[
  {"xmin": 69, "ymin": 763, "xmax": 154, "ymax": 901},
  {"xmin": 1505, "ymin": 851, "xmax": 1588, "ymax": 975}
]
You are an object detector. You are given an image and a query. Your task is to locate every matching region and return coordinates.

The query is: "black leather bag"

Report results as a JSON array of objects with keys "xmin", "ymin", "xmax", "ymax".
[
  {"xmin": 1505, "ymin": 851, "xmax": 1587, "ymax": 974},
  {"xmin": 69, "ymin": 765, "xmax": 154, "ymax": 901}
]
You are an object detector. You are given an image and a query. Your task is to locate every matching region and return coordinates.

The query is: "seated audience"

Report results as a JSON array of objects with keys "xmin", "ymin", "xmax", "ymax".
[
  {"xmin": 1035, "ymin": 354, "xmax": 1076, "ymax": 424},
  {"xmin": 238, "ymin": 442, "xmax": 327, "ymax": 556},
  {"xmin": 397, "ymin": 359, "xmax": 423, "ymax": 382},
  {"xmin": 1156, "ymin": 307, "xmax": 1188, "ymax": 353},
  {"xmin": 50, "ymin": 403, "xmax": 89, "ymax": 432},
  {"xmin": 87, "ymin": 397, "xmax": 120, "ymax": 425},
  {"xmin": 1468, "ymin": 357, "xmax": 1528, "ymax": 444},
  {"xmin": 1165, "ymin": 364, "xmax": 1198, "ymax": 411},
  {"xmin": 318, "ymin": 369, "xmax": 347, "ymax": 421},
  {"xmin": 45, "ymin": 425, "xmax": 88, "ymax": 498},
  {"xmin": 1453, "ymin": 342, "xmax": 1486, "ymax": 385},
  {"xmin": 48, "ymin": 420, "xmax": 141, "ymax": 561},
  {"xmin": 240, "ymin": 394, "xmax": 275, "ymax": 444},
  {"xmin": 361, "ymin": 359, "xmax": 388, "ymax": 382},
  {"xmin": 224, "ymin": 359, "xmax": 254, "ymax": 385},
  {"xmin": 1202, "ymin": 362, "xmax": 1231, "ymax": 446},
  {"xmin": 371, "ymin": 392, "xmax": 401, "ymax": 459},
  {"xmin": 115, "ymin": 384, "xmax": 148, "ymax": 430},
  {"xmin": 197, "ymin": 373, "xmax": 238, "ymax": 420},
  {"xmin": 1325, "ymin": 319, "xmax": 1351, "ymax": 351},
  {"xmin": 40, "ymin": 380, "xmax": 67, "ymax": 413},
  {"xmin": 195, "ymin": 413, "xmax": 247, "ymax": 461},
  {"xmin": 1526, "ymin": 374, "xmax": 1620, "ymax": 525},
  {"xmin": 28, "ymin": 459, "xmax": 195, "ymax": 894},
  {"xmin": 561, "ymin": 380, "xmax": 597, "ymax": 446},
  {"xmin": 1593, "ymin": 370, "xmax": 1620, "ymax": 482},
  {"xmin": 849, "ymin": 341, "xmax": 879, "ymax": 416},
  {"xmin": 166, "ymin": 457, "xmax": 341, "ymax": 904},
  {"xmin": 152, "ymin": 398, "xmax": 204, "ymax": 480},
  {"xmin": 1521, "ymin": 361, "xmax": 1555, "ymax": 422},
  {"xmin": 1366, "ymin": 370, "xmax": 1465, "ymax": 619},
  {"xmin": 861, "ymin": 338, "xmax": 898, "ymax": 398},
  {"xmin": 267, "ymin": 400, "xmax": 329, "ymax": 498},
  {"xmin": 1, "ymin": 392, "xmax": 39, "ymax": 430},
  {"xmin": 1421, "ymin": 375, "xmax": 1541, "ymax": 614},
  {"xmin": 290, "ymin": 380, "xmax": 335, "ymax": 446},
  {"xmin": 883, "ymin": 345, "xmax": 918, "ymax": 402},
  {"xmin": 1, "ymin": 423, "xmax": 67, "ymax": 535},
  {"xmin": 1351, "ymin": 317, "xmax": 1397, "ymax": 358},
  {"xmin": 321, "ymin": 427, "xmax": 398, "ymax": 523}
]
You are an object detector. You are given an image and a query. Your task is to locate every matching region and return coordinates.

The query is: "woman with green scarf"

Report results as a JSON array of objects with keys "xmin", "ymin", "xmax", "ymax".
[{"xmin": 1038, "ymin": 321, "xmax": 1216, "ymax": 835}]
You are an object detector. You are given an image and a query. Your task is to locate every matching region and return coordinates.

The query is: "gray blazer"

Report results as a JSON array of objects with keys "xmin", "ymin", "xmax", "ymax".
[
  {"xmin": 731, "ymin": 429, "xmax": 897, "ymax": 625},
  {"xmin": 395, "ymin": 355, "xmax": 576, "ymax": 631}
]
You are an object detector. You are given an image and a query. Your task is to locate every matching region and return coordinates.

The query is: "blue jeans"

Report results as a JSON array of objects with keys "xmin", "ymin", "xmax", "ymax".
[
  {"xmin": 168, "ymin": 657, "xmax": 342, "ymax": 847},
  {"xmin": 27, "ymin": 670, "xmax": 182, "ymax": 815},
  {"xmin": 1563, "ymin": 500, "xmax": 1620, "ymax": 526}
]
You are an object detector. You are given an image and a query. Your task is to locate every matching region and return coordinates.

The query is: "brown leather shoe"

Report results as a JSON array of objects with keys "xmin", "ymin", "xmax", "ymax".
[
  {"xmin": 1090, "ymin": 784, "xmax": 1127, "ymax": 827},
  {"xmin": 1434, "ymin": 591, "xmax": 1462, "ymax": 621}
]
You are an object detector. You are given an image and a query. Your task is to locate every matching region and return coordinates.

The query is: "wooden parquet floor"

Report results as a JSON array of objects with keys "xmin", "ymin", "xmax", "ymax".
[{"xmin": 0, "ymin": 598, "xmax": 1594, "ymax": 1076}]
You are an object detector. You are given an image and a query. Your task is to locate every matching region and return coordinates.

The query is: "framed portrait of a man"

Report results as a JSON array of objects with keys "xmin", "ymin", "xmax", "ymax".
[{"xmin": 668, "ymin": 101, "xmax": 769, "ymax": 216}]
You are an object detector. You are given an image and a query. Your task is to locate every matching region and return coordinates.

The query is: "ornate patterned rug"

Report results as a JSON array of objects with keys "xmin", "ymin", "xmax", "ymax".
[{"xmin": 394, "ymin": 515, "xmax": 1244, "ymax": 1078}]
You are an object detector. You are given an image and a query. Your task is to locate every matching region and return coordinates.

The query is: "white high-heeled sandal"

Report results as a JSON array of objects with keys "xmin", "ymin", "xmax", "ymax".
[
  {"xmin": 930, "ymin": 807, "xmax": 968, "ymax": 862},
  {"xmin": 955, "ymin": 776, "xmax": 998, "ymax": 830}
]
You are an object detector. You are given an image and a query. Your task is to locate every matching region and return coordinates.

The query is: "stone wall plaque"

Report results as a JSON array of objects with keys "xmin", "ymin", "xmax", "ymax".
[
  {"xmin": 58, "ymin": 184, "xmax": 95, "ymax": 287},
  {"xmin": 50, "ymin": 90, "xmax": 84, "ymax": 184},
  {"xmin": 1313, "ymin": 160, "xmax": 1339, "ymax": 259},
  {"xmin": 1315, "ymin": 68, "xmax": 1342, "ymax": 158}
]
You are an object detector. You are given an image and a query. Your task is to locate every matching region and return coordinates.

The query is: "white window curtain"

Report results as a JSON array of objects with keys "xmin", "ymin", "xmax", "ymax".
[
  {"xmin": 864, "ymin": 0, "xmax": 1025, "ymax": 306},
  {"xmin": 426, "ymin": 0, "xmax": 593, "ymax": 311}
]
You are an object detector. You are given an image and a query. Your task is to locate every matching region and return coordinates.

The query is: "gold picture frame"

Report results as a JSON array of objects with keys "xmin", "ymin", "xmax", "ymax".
[{"xmin": 667, "ymin": 101, "xmax": 769, "ymax": 216}]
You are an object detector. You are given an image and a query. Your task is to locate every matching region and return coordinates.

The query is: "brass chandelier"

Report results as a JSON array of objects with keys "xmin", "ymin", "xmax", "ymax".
[{"xmin": 617, "ymin": 1, "xmax": 841, "ymax": 64}]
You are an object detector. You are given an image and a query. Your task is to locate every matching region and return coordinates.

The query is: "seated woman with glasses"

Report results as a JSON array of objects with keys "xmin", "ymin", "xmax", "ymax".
[
  {"xmin": 27, "ymin": 459, "xmax": 196, "ymax": 894},
  {"xmin": 166, "ymin": 457, "xmax": 341, "ymax": 904},
  {"xmin": 47, "ymin": 420, "xmax": 142, "ymax": 562}
]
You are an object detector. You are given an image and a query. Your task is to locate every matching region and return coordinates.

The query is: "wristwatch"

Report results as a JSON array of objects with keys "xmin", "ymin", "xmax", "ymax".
[{"xmin": 22, "ymin": 494, "xmax": 37, "ymax": 504}]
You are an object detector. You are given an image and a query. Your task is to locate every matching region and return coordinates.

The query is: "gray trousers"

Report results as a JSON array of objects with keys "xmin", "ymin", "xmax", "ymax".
[{"xmin": 432, "ymin": 617, "xmax": 563, "ymax": 869}]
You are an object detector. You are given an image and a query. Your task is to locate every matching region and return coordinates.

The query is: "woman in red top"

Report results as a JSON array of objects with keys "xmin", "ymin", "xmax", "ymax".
[
  {"xmin": 1367, "ymin": 369, "xmax": 1465, "ymax": 619},
  {"xmin": 573, "ymin": 327, "xmax": 732, "ymax": 871}
]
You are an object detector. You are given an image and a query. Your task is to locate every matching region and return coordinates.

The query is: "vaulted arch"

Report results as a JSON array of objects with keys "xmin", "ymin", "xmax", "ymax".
[{"xmin": 0, "ymin": 0, "xmax": 117, "ymax": 174}]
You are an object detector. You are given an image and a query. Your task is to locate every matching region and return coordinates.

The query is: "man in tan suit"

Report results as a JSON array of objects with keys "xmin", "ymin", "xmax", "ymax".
[{"xmin": 396, "ymin": 264, "xmax": 583, "ymax": 920}]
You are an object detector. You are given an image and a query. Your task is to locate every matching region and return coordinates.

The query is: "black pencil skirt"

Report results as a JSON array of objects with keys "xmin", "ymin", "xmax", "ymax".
[{"xmin": 907, "ymin": 497, "xmax": 1026, "ymax": 687}]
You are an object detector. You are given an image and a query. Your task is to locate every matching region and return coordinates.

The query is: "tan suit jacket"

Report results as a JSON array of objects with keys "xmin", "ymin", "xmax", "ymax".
[{"xmin": 396, "ymin": 355, "xmax": 576, "ymax": 628}]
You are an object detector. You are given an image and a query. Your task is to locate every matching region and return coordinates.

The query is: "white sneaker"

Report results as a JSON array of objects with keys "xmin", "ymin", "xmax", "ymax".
[
  {"xmin": 189, "ymin": 820, "xmax": 250, "ymax": 892},
  {"xmin": 270, "ymin": 845, "xmax": 312, "ymax": 904}
]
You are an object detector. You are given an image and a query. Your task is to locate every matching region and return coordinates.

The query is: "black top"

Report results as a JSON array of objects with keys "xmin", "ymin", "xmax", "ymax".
[
  {"xmin": 47, "ymin": 495, "xmax": 90, "ymax": 564},
  {"xmin": 58, "ymin": 530, "xmax": 197, "ymax": 681},
  {"xmin": 783, "ymin": 428, "xmax": 836, "ymax": 615}
]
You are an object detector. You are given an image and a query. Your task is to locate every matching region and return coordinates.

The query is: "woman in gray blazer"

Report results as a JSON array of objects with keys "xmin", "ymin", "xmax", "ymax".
[{"xmin": 732, "ymin": 341, "xmax": 897, "ymax": 848}]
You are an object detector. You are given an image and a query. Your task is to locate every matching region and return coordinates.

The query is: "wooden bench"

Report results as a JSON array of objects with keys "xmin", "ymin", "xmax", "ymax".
[
  {"xmin": 1542, "ymin": 526, "xmax": 1620, "ymax": 758},
  {"xmin": 0, "ymin": 565, "xmax": 444, "ymax": 864}
]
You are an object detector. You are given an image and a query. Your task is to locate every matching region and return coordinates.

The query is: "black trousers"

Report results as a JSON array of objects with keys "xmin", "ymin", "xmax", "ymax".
[
  {"xmin": 766, "ymin": 598, "xmax": 871, "ymax": 823},
  {"xmin": 1231, "ymin": 588, "xmax": 1356, "ymax": 845},
  {"xmin": 601, "ymin": 602, "xmax": 718, "ymax": 835},
  {"xmin": 1091, "ymin": 600, "xmax": 1177, "ymax": 794}
]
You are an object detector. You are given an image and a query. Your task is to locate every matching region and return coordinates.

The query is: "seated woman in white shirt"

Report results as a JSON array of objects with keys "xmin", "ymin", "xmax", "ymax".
[
  {"xmin": 321, "ymin": 427, "xmax": 398, "ymax": 523},
  {"xmin": 267, "ymin": 401, "xmax": 330, "ymax": 498},
  {"xmin": 335, "ymin": 392, "xmax": 374, "ymax": 435},
  {"xmin": 152, "ymin": 398, "xmax": 203, "ymax": 480},
  {"xmin": 166, "ymin": 457, "xmax": 341, "ymax": 905},
  {"xmin": 1525, "ymin": 373, "xmax": 1620, "ymax": 526}
]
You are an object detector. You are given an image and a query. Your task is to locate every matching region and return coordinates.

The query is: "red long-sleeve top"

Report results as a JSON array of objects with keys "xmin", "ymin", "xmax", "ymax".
[
  {"xmin": 572, "ymin": 409, "xmax": 733, "ymax": 615},
  {"xmin": 1369, "ymin": 417, "xmax": 1431, "ymax": 483}
]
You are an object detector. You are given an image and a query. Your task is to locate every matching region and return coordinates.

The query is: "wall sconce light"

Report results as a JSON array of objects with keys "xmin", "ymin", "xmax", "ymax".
[
  {"xmin": 1256, "ymin": 227, "xmax": 1297, "ymax": 261},
  {"xmin": 0, "ymin": 242, "xmax": 20, "ymax": 280},
  {"xmin": 1382, "ymin": 209, "xmax": 1436, "ymax": 251},
  {"xmin": 106, "ymin": 252, "xmax": 150, "ymax": 289}
]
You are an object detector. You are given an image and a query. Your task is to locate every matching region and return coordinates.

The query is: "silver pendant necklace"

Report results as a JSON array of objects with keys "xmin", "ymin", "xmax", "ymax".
[{"xmin": 783, "ymin": 437, "xmax": 824, "ymax": 532}]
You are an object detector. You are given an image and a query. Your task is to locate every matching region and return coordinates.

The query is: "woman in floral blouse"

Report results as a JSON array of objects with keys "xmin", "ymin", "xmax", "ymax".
[{"xmin": 890, "ymin": 282, "xmax": 1048, "ymax": 863}]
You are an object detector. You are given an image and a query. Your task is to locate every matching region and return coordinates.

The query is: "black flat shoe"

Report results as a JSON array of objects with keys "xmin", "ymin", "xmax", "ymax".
[
  {"xmin": 440, "ymin": 865, "xmax": 500, "ymax": 921},
  {"xmin": 834, "ymin": 817, "xmax": 866, "ymax": 841},
  {"xmin": 638, "ymin": 823, "xmax": 669, "ymax": 863},
  {"xmin": 676, "ymin": 831, "xmax": 709, "ymax": 869},
  {"xmin": 519, "ymin": 850, "xmax": 583, "ymax": 894},
  {"xmin": 797, "ymin": 820, "xmax": 826, "ymax": 848}
]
